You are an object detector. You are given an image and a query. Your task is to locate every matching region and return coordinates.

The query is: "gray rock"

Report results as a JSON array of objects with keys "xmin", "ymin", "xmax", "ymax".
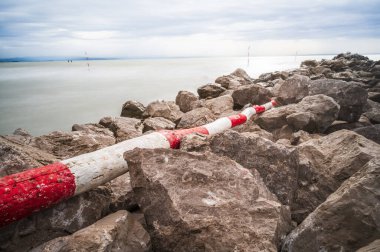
[
  {"xmin": 179, "ymin": 133, "xmax": 210, "ymax": 152},
  {"xmin": 200, "ymin": 95, "xmax": 234, "ymax": 116},
  {"xmin": 175, "ymin": 91, "xmax": 198, "ymax": 113},
  {"xmin": 125, "ymin": 148, "xmax": 291, "ymax": 252},
  {"xmin": 325, "ymin": 120, "xmax": 372, "ymax": 134},
  {"xmin": 368, "ymin": 92, "xmax": 380, "ymax": 103},
  {"xmin": 215, "ymin": 68, "xmax": 252, "ymax": 89},
  {"xmin": 121, "ymin": 100, "xmax": 146, "ymax": 119},
  {"xmin": 142, "ymin": 117, "xmax": 175, "ymax": 132},
  {"xmin": 272, "ymin": 74, "xmax": 310, "ymax": 105},
  {"xmin": 99, "ymin": 116, "xmax": 143, "ymax": 143},
  {"xmin": 107, "ymin": 173, "xmax": 138, "ymax": 212},
  {"xmin": 363, "ymin": 99, "xmax": 380, "ymax": 124},
  {"xmin": 143, "ymin": 101, "xmax": 183, "ymax": 124},
  {"xmin": 231, "ymin": 84, "xmax": 273, "ymax": 109},
  {"xmin": 197, "ymin": 83, "xmax": 226, "ymax": 99},
  {"xmin": 4, "ymin": 128, "xmax": 33, "ymax": 145},
  {"xmin": 356, "ymin": 239, "xmax": 380, "ymax": 252},
  {"xmin": 301, "ymin": 59, "xmax": 318, "ymax": 67},
  {"xmin": 177, "ymin": 107, "xmax": 216, "ymax": 129},
  {"xmin": 353, "ymin": 124, "xmax": 380, "ymax": 144}
]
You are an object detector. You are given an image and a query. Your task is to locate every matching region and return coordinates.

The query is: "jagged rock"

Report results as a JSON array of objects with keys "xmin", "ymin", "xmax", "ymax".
[
  {"xmin": 272, "ymin": 74, "xmax": 310, "ymax": 105},
  {"xmin": 4, "ymin": 128, "xmax": 33, "ymax": 145},
  {"xmin": 356, "ymin": 239, "xmax": 380, "ymax": 252},
  {"xmin": 282, "ymin": 157, "xmax": 380, "ymax": 252},
  {"xmin": 309, "ymin": 79, "xmax": 368, "ymax": 122},
  {"xmin": 197, "ymin": 83, "xmax": 226, "ymax": 99},
  {"xmin": 0, "ymin": 187, "xmax": 112, "ymax": 252},
  {"xmin": 200, "ymin": 95, "xmax": 234, "ymax": 115},
  {"xmin": 334, "ymin": 52, "xmax": 370, "ymax": 61},
  {"xmin": 121, "ymin": 100, "xmax": 146, "ymax": 119},
  {"xmin": 99, "ymin": 116, "xmax": 143, "ymax": 143},
  {"xmin": 125, "ymin": 148, "xmax": 291, "ymax": 252},
  {"xmin": 0, "ymin": 136, "xmax": 57, "ymax": 177},
  {"xmin": 293, "ymin": 130, "xmax": 380, "ymax": 223},
  {"xmin": 142, "ymin": 117, "xmax": 175, "ymax": 132},
  {"xmin": 231, "ymin": 68, "xmax": 253, "ymax": 82},
  {"xmin": 210, "ymin": 130, "xmax": 298, "ymax": 206},
  {"xmin": 363, "ymin": 99, "xmax": 380, "ymax": 124},
  {"xmin": 177, "ymin": 107, "xmax": 216, "ymax": 129},
  {"xmin": 31, "ymin": 210, "xmax": 151, "ymax": 252},
  {"xmin": 353, "ymin": 124, "xmax": 380, "ymax": 144},
  {"xmin": 256, "ymin": 71, "xmax": 289, "ymax": 82},
  {"xmin": 179, "ymin": 133, "xmax": 210, "ymax": 152},
  {"xmin": 255, "ymin": 94, "xmax": 339, "ymax": 133},
  {"xmin": 301, "ymin": 60, "xmax": 318, "ymax": 67},
  {"xmin": 72, "ymin": 123, "xmax": 114, "ymax": 136},
  {"xmin": 143, "ymin": 101, "xmax": 183, "ymax": 124},
  {"xmin": 107, "ymin": 173, "xmax": 138, "ymax": 212},
  {"xmin": 290, "ymin": 130, "xmax": 321, "ymax": 146},
  {"xmin": 368, "ymin": 92, "xmax": 380, "ymax": 103},
  {"xmin": 215, "ymin": 68, "xmax": 252, "ymax": 89},
  {"xmin": 325, "ymin": 120, "xmax": 371, "ymax": 134},
  {"xmin": 231, "ymin": 84, "xmax": 273, "ymax": 109},
  {"xmin": 232, "ymin": 122, "xmax": 274, "ymax": 141},
  {"xmin": 175, "ymin": 91, "xmax": 198, "ymax": 113}
]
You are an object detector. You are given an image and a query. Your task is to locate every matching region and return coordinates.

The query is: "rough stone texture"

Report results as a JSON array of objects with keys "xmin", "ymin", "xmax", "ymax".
[
  {"xmin": 177, "ymin": 107, "xmax": 216, "ymax": 129},
  {"xmin": 121, "ymin": 100, "xmax": 146, "ymax": 119},
  {"xmin": 214, "ymin": 68, "xmax": 253, "ymax": 89},
  {"xmin": 72, "ymin": 123, "xmax": 115, "ymax": 136},
  {"xmin": 142, "ymin": 117, "xmax": 176, "ymax": 132},
  {"xmin": 363, "ymin": 99, "xmax": 380, "ymax": 124},
  {"xmin": 290, "ymin": 130, "xmax": 321, "ymax": 146},
  {"xmin": 255, "ymin": 94, "xmax": 340, "ymax": 133},
  {"xmin": 175, "ymin": 91, "xmax": 198, "ymax": 113},
  {"xmin": 353, "ymin": 124, "xmax": 380, "ymax": 144},
  {"xmin": 32, "ymin": 210, "xmax": 151, "ymax": 252},
  {"xmin": 231, "ymin": 84, "xmax": 273, "ymax": 109},
  {"xmin": 293, "ymin": 130, "xmax": 380, "ymax": 223},
  {"xmin": 197, "ymin": 83, "xmax": 226, "ymax": 99},
  {"xmin": 325, "ymin": 120, "xmax": 371, "ymax": 134},
  {"xmin": 282, "ymin": 157, "xmax": 380, "ymax": 252},
  {"xmin": 272, "ymin": 74, "xmax": 310, "ymax": 105},
  {"xmin": 107, "ymin": 173, "xmax": 138, "ymax": 212},
  {"xmin": 200, "ymin": 95, "xmax": 234, "ymax": 116},
  {"xmin": 301, "ymin": 59, "xmax": 318, "ymax": 68},
  {"xmin": 3, "ymin": 128, "xmax": 33, "ymax": 145},
  {"xmin": 368, "ymin": 92, "xmax": 380, "ymax": 103},
  {"xmin": 0, "ymin": 136, "xmax": 57, "ymax": 177},
  {"xmin": 179, "ymin": 133, "xmax": 210, "ymax": 152},
  {"xmin": 125, "ymin": 148, "xmax": 291, "ymax": 252},
  {"xmin": 0, "ymin": 187, "xmax": 112, "ymax": 252},
  {"xmin": 99, "ymin": 116, "xmax": 143, "ymax": 143},
  {"xmin": 309, "ymin": 79, "xmax": 368, "ymax": 122},
  {"xmin": 356, "ymin": 239, "xmax": 380, "ymax": 252},
  {"xmin": 232, "ymin": 122, "xmax": 274, "ymax": 141},
  {"xmin": 210, "ymin": 130, "xmax": 298, "ymax": 206},
  {"xmin": 143, "ymin": 101, "xmax": 184, "ymax": 124},
  {"xmin": 231, "ymin": 68, "xmax": 253, "ymax": 82}
]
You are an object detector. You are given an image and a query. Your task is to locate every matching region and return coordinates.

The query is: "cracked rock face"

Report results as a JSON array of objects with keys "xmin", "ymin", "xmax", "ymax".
[{"xmin": 125, "ymin": 148, "xmax": 291, "ymax": 252}]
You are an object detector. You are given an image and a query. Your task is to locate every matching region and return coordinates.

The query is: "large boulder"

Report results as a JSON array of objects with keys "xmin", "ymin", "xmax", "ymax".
[
  {"xmin": 177, "ymin": 107, "xmax": 216, "ymax": 129},
  {"xmin": 272, "ymin": 74, "xmax": 310, "ymax": 105},
  {"xmin": 353, "ymin": 124, "xmax": 380, "ymax": 144},
  {"xmin": 231, "ymin": 84, "xmax": 273, "ymax": 109},
  {"xmin": 143, "ymin": 101, "xmax": 183, "ymax": 124},
  {"xmin": 32, "ymin": 210, "xmax": 151, "ymax": 252},
  {"xmin": 210, "ymin": 130, "xmax": 298, "ymax": 206},
  {"xmin": 3, "ymin": 128, "xmax": 33, "ymax": 145},
  {"xmin": 308, "ymin": 79, "xmax": 368, "ymax": 122},
  {"xmin": 200, "ymin": 95, "xmax": 234, "ymax": 115},
  {"xmin": 120, "ymin": 100, "xmax": 146, "ymax": 119},
  {"xmin": 255, "ymin": 94, "xmax": 340, "ymax": 133},
  {"xmin": 197, "ymin": 83, "xmax": 226, "ymax": 99},
  {"xmin": 99, "ymin": 116, "xmax": 143, "ymax": 143},
  {"xmin": 142, "ymin": 117, "xmax": 176, "ymax": 132},
  {"xmin": 282, "ymin": 157, "xmax": 380, "ymax": 252},
  {"xmin": 175, "ymin": 91, "xmax": 198, "ymax": 113},
  {"xmin": 125, "ymin": 148, "xmax": 291, "ymax": 252},
  {"xmin": 293, "ymin": 130, "xmax": 380, "ymax": 223},
  {"xmin": 363, "ymin": 99, "xmax": 380, "ymax": 124}
]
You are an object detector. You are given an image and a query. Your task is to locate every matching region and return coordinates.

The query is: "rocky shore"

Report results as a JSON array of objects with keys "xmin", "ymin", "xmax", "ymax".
[{"xmin": 1, "ymin": 52, "xmax": 380, "ymax": 252}]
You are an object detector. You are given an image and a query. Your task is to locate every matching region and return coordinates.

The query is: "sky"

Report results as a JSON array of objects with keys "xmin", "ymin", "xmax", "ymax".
[{"xmin": 0, "ymin": 0, "xmax": 380, "ymax": 58}]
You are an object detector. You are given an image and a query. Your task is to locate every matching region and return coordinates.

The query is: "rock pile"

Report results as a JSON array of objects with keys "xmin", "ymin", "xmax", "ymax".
[{"xmin": 1, "ymin": 52, "xmax": 379, "ymax": 251}]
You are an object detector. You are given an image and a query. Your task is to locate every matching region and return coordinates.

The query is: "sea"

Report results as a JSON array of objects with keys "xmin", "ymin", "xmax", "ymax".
[{"xmin": 1, "ymin": 55, "xmax": 379, "ymax": 136}]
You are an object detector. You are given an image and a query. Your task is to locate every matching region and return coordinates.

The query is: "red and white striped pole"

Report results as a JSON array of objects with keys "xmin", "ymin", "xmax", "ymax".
[{"xmin": 0, "ymin": 99, "xmax": 277, "ymax": 227}]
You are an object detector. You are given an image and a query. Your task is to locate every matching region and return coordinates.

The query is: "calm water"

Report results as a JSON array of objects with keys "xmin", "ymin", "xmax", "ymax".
[{"xmin": 1, "ymin": 55, "xmax": 379, "ymax": 136}]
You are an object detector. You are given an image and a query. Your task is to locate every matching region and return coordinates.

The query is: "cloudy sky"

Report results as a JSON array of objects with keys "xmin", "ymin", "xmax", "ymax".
[{"xmin": 1, "ymin": 0, "xmax": 379, "ymax": 58}]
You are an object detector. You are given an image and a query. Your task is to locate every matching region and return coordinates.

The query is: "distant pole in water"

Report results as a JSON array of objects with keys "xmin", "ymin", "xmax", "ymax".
[
  {"xmin": 295, "ymin": 51, "xmax": 298, "ymax": 62},
  {"xmin": 85, "ymin": 51, "xmax": 90, "ymax": 71},
  {"xmin": 247, "ymin": 45, "xmax": 251, "ymax": 67}
]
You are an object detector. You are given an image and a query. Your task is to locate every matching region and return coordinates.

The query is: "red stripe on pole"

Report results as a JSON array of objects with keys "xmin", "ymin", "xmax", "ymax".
[
  {"xmin": 271, "ymin": 99, "xmax": 278, "ymax": 107},
  {"xmin": 159, "ymin": 127, "xmax": 209, "ymax": 149},
  {"xmin": 254, "ymin": 105, "xmax": 266, "ymax": 114},
  {"xmin": 228, "ymin": 114, "xmax": 247, "ymax": 127},
  {"xmin": 0, "ymin": 162, "xmax": 75, "ymax": 227}
]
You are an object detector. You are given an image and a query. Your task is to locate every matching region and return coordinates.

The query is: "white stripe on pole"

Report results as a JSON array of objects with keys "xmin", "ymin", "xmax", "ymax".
[
  {"xmin": 241, "ymin": 107, "xmax": 256, "ymax": 118},
  {"xmin": 204, "ymin": 117, "xmax": 232, "ymax": 135}
]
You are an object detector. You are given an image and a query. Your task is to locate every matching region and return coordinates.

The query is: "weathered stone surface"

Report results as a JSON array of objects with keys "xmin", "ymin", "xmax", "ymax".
[
  {"xmin": 293, "ymin": 130, "xmax": 380, "ymax": 223},
  {"xmin": 290, "ymin": 130, "xmax": 321, "ymax": 146},
  {"xmin": 3, "ymin": 128, "xmax": 33, "ymax": 145},
  {"xmin": 143, "ymin": 101, "xmax": 183, "ymax": 124},
  {"xmin": 255, "ymin": 94, "xmax": 339, "ymax": 133},
  {"xmin": 231, "ymin": 68, "xmax": 253, "ymax": 82},
  {"xmin": 179, "ymin": 133, "xmax": 210, "ymax": 152},
  {"xmin": 231, "ymin": 83, "xmax": 273, "ymax": 109},
  {"xmin": 232, "ymin": 122, "xmax": 274, "ymax": 141},
  {"xmin": 282, "ymin": 157, "xmax": 380, "ymax": 252},
  {"xmin": 215, "ymin": 69, "xmax": 252, "ymax": 89},
  {"xmin": 99, "ymin": 116, "xmax": 143, "ymax": 143},
  {"xmin": 177, "ymin": 107, "xmax": 216, "ymax": 129},
  {"xmin": 309, "ymin": 79, "xmax": 368, "ymax": 122},
  {"xmin": 72, "ymin": 123, "xmax": 115, "ymax": 137},
  {"xmin": 142, "ymin": 117, "xmax": 175, "ymax": 132},
  {"xmin": 32, "ymin": 210, "xmax": 151, "ymax": 252},
  {"xmin": 272, "ymin": 74, "xmax": 310, "ymax": 105},
  {"xmin": 197, "ymin": 83, "xmax": 226, "ymax": 99},
  {"xmin": 356, "ymin": 239, "xmax": 380, "ymax": 252},
  {"xmin": 121, "ymin": 100, "xmax": 146, "ymax": 119},
  {"xmin": 175, "ymin": 91, "xmax": 198, "ymax": 113},
  {"xmin": 0, "ymin": 136, "xmax": 57, "ymax": 177},
  {"xmin": 107, "ymin": 173, "xmax": 138, "ymax": 212},
  {"xmin": 125, "ymin": 148, "xmax": 291, "ymax": 252},
  {"xmin": 368, "ymin": 92, "xmax": 380, "ymax": 103},
  {"xmin": 301, "ymin": 59, "xmax": 318, "ymax": 67},
  {"xmin": 353, "ymin": 124, "xmax": 380, "ymax": 144},
  {"xmin": 325, "ymin": 120, "xmax": 371, "ymax": 134},
  {"xmin": 363, "ymin": 99, "xmax": 380, "ymax": 124},
  {"xmin": 200, "ymin": 95, "xmax": 234, "ymax": 115},
  {"xmin": 210, "ymin": 130, "xmax": 298, "ymax": 206}
]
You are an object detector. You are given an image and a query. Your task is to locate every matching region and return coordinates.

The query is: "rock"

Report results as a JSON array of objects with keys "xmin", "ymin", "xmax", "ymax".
[
  {"xmin": 293, "ymin": 130, "xmax": 380, "ymax": 223},
  {"xmin": 363, "ymin": 99, "xmax": 380, "ymax": 124},
  {"xmin": 334, "ymin": 52, "xmax": 370, "ymax": 61},
  {"xmin": 231, "ymin": 84, "xmax": 273, "ymax": 109},
  {"xmin": 282, "ymin": 157, "xmax": 380, "ymax": 252},
  {"xmin": 356, "ymin": 239, "xmax": 380, "ymax": 252},
  {"xmin": 175, "ymin": 91, "xmax": 198, "ymax": 113},
  {"xmin": 200, "ymin": 95, "xmax": 234, "ymax": 115},
  {"xmin": 107, "ymin": 173, "xmax": 138, "ymax": 212},
  {"xmin": 0, "ymin": 187, "xmax": 112, "ymax": 252},
  {"xmin": 32, "ymin": 210, "xmax": 151, "ymax": 252},
  {"xmin": 197, "ymin": 83, "xmax": 226, "ymax": 99},
  {"xmin": 210, "ymin": 130, "xmax": 298, "ymax": 206},
  {"xmin": 143, "ymin": 101, "xmax": 183, "ymax": 124},
  {"xmin": 301, "ymin": 60, "xmax": 318, "ymax": 67},
  {"xmin": 290, "ymin": 130, "xmax": 321, "ymax": 145},
  {"xmin": 215, "ymin": 68, "xmax": 252, "ymax": 89},
  {"xmin": 177, "ymin": 107, "xmax": 216, "ymax": 129},
  {"xmin": 142, "ymin": 117, "xmax": 176, "ymax": 132},
  {"xmin": 368, "ymin": 92, "xmax": 380, "ymax": 103},
  {"xmin": 272, "ymin": 74, "xmax": 310, "ymax": 105},
  {"xmin": 353, "ymin": 124, "xmax": 380, "ymax": 144},
  {"xmin": 255, "ymin": 94, "xmax": 339, "ymax": 133},
  {"xmin": 232, "ymin": 122, "xmax": 274, "ymax": 141},
  {"xmin": 325, "ymin": 120, "xmax": 371, "ymax": 134},
  {"xmin": 121, "ymin": 100, "xmax": 145, "ymax": 119},
  {"xmin": 179, "ymin": 133, "xmax": 210, "ymax": 152},
  {"xmin": 72, "ymin": 123, "xmax": 114, "ymax": 136},
  {"xmin": 99, "ymin": 116, "xmax": 143, "ymax": 143},
  {"xmin": 125, "ymin": 148, "xmax": 291, "ymax": 252},
  {"xmin": 309, "ymin": 79, "xmax": 368, "ymax": 122},
  {"xmin": 231, "ymin": 68, "xmax": 253, "ymax": 82},
  {"xmin": 4, "ymin": 128, "xmax": 33, "ymax": 145},
  {"xmin": 0, "ymin": 136, "xmax": 57, "ymax": 177}
]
